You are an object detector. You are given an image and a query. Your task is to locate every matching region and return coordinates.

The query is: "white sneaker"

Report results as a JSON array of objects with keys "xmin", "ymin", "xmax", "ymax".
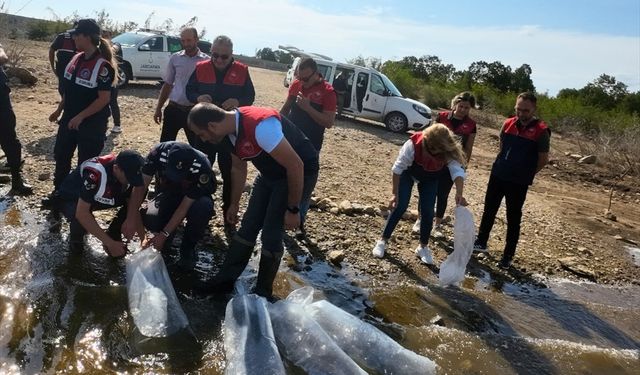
[
  {"xmin": 372, "ymin": 240, "xmax": 386, "ymax": 258},
  {"xmin": 412, "ymin": 218, "xmax": 421, "ymax": 234},
  {"xmin": 110, "ymin": 126, "xmax": 122, "ymax": 133},
  {"xmin": 415, "ymin": 245, "xmax": 434, "ymax": 265}
]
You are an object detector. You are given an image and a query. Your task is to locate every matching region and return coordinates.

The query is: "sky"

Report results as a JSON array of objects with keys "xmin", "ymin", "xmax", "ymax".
[{"xmin": 5, "ymin": 0, "xmax": 640, "ymax": 95}]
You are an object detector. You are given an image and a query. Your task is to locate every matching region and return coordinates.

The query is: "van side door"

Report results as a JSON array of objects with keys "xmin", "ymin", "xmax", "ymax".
[
  {"xmin": 137, "ymin": 36, "xmax": 166, "ymax": 79},
  {"xmin": 359, "ymin": 72, "xmax": 388, "ymax": 121}
]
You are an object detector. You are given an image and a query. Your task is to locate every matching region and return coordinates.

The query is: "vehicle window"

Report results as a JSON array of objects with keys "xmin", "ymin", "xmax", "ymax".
[
  {"xmin": 370, "ymin": 74, "xmax": 386, "ymax": 96},
  {"xmin": 317, "ymin": 64, "xmax": 332, "ymax": 81},
  {"xmin": 112, "ymin": 32, "xmax": 147, "ymax": 47},
  {"xmin": 146, "ymin": 36, "xmax": 164, "ymax": 52},
  {"xmin": 381, "ymin": 74, "xmax": 403, "ymax": 97},
  {"xmin": 168, "ymin": 37, "xmax": 182, "ymax": 53}
]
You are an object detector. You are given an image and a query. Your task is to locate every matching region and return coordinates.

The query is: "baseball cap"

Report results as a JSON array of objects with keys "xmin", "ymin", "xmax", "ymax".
[
  {"xmin": 165, "ymin": 144, "xmax": 197, "ymax": 182},
  {"xmin": 67, "ymin": 19, "xmax": 101, "ymax": 37},
  {"xmin": 115, "ymin": 150, "xmax": 145, "ymax": 186}
]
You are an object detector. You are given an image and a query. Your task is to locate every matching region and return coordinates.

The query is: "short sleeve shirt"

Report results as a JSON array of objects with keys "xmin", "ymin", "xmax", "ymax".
[{"xmin": 142, "ymin": 142, "xmax": 216, "ymax": 199}]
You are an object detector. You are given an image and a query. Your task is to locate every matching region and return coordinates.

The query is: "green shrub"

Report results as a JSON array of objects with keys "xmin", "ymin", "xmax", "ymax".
[
  {"xmin": 27, "ymin": 20, "xmax": 71, "ymax": 41},
  {"xmin": 421, "ymin": 84, "xmax": 457, "ymax": 110},
  {"xmin": 381, "ymin": 63, "xmax": 421, "ymax": 99}
]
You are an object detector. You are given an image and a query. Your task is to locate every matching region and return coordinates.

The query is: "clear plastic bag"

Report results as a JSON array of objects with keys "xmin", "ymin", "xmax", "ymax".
[
  {"xmin": 224, "ymin": 294, "xmax": 286, "ymax": 375},
  {"xmin": 268, "ymin": 298, "xmax": 366, "ymax": 375},
  {"xmin": 126, "ymin": 248, "xmax": 189, "ymax": 337},
  {"xmin": 286, "ymin": 287, "xmax": 437, "ymax": 374},
  {"xmin": 439, "ymin": 206, "xmax": 476, "ymax": 287}
]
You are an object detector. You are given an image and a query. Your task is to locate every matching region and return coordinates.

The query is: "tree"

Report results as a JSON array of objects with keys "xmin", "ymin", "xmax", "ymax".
[
  {"xmin": 347, "ymin": 55, "xmax": 366, "ymax": 67},
  {"xmin": 579, "ymin": 74, "xmax": 629, "ymax": 110},
  {"xmin": 255, "ymin": 47, "xmax": 277, "ymax": 61},
  {"xmin": 274, "ymin": 50, "xmax": 294, "ymax": 65},
  {"xmin": 511, "ymin": 64, "xmax": 535, "ymax": 93}
]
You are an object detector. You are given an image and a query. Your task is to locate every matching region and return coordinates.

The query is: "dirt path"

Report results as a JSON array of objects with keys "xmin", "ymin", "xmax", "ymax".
[{"xmin": 5, "ymin": 41, "xmax": 639, "ymax": 286}]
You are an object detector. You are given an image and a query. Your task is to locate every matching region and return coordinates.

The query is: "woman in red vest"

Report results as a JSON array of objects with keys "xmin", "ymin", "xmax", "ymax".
[
  {"xmin": 413, "ymin": 92, "xmax": 476, "ymax": 235},
  {"xmin": 373, "ymin": 123, "xmax": 468, "ymax": 264}
]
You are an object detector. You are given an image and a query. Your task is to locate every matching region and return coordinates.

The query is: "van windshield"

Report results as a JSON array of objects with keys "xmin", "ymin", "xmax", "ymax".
[
  {"xmin": 380, "ymin": 74, "xmax": 403, "ymax": 97},
  {"xmin": 112, "ymin": 33, "xmax": 148, "ymax": 47}
]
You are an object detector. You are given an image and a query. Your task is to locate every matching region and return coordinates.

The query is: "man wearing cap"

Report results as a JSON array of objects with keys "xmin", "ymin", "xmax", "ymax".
[
  {"xmin": 188, "ymin": 103, "xmax": 319, "ymax": 299},
  {"xmin": 153, "ymin": 27, "xmax": 208, "ymax": 145},
  {"xmin": 122, "ymin": 141, "xmax": 216, "ymax": 271},
  {"xmin": 49, "ymin": 21, "xmax": 77, "ymax": 97},
  {"xmin": 58, "ymin": 150, "xmax": 145, "ymax": 257},
  {"xmin": 185, "ymin": 35, "xmax": 255, "ymax": 234},
  {"xmin": 0, "ymin": 41, "xmax": 33, "ymax": 195}
]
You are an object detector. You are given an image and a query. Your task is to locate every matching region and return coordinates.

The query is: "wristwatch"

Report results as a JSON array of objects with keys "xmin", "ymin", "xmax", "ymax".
[{"xmin": 286, "ymin": 205, "xmax": 300, "ymax": 214}]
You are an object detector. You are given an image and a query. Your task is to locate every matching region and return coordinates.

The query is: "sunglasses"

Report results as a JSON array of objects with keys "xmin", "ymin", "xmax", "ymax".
[
  {"xmin": 212, "ymin": 53, "xmax": 230, "ymax": 60},
  {"xmin": 299, "ymin": 70, "xmax": 317, "ymax": 82}
]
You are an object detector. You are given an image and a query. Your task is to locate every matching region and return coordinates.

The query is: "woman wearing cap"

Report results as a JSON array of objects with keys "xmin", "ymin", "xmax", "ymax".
[
  {"xmin": 46, "ymin": 19, "xmax": 118, "ymax": 205},
  {"xmin": 57, "ymin": 150, "xmax": 146, "ymax": 257},
  {"xmin": 412, "ymin": 92, "xmax": 477, "ymax": 234}
]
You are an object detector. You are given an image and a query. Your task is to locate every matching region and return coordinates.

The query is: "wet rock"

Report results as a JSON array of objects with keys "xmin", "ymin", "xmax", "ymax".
[
  {"xmin": 578, "ymin": 155, "xmax": 597, "ymax": 164},
  {"xmin": 430, "ymin": 315, "xmax": 445, "ymax": 327},
  {"xmin": 559, "ymin": 257, "xmax": 596, "ymax": 280},
  {"xmin": 38, "ymin": 172, "xmax": 50, "ymax": 181}
]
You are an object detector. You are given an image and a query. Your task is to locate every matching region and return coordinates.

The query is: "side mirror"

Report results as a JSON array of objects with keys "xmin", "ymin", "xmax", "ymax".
[
  {"xmin": 383, "ymin": 89, "xmax": 390, "ymax": 96},
  {"xmin": 138, "ymin": 44, "xmax": 150, "ymax": 51},
  {"xmin": 287, "ymin": 65, "xmax": 292, "ymax": 69}
]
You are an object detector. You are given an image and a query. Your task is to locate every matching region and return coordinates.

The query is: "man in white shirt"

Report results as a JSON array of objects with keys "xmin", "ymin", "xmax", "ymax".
[{"xmin": 153, "ymin": 27, "xmax": 208, "ymax": 145}]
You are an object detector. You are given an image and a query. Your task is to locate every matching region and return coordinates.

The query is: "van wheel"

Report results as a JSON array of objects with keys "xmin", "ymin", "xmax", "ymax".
[
  {"xmin": 385, "ymin": 112, "xmax": 408, "ymax": 133},
  {"xmin": 117, "ymin": 62, "xmax": 132, "ymax": 88}
]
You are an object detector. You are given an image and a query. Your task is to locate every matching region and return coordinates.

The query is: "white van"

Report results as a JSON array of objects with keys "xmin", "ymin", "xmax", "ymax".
[
  {"xmin": 283, "ymin": 56, "xmax": 433, "ymax": 133},
  {"xmin": 112, "ymin": 29, "xmax": 211, "ymax": 86}
]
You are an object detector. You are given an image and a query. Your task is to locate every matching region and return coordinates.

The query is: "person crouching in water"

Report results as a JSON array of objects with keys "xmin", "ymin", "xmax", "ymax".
[{"xmin": 372, "ymin": 123, "xmax": 468, "ymax": 264}]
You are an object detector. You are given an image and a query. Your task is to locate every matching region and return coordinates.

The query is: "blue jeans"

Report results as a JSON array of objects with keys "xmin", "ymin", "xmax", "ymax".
[
  {"xmin": 382, "ymin": 171, "xmax": 438, "ymax": 244},
  {"xmin": 237, "ymin": 172, "xmax": 318, "ymax": 252}
]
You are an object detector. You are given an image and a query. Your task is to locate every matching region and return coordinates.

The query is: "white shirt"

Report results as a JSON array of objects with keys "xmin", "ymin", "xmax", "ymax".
[
  {"xmin": 229, "ymin": 111, "xmax": 284, "ymax": 153},
  {"xmin": 162, "ymin": 49, "xmax": 209, "ymax": 106},
  {"xmin": 392, "ymin": 140, "xmax": 465, "ymax": 180}
]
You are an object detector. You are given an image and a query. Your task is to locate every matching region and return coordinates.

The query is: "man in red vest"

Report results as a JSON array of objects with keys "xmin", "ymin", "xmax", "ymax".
[
  {"xmin": 474, "ymin": 92, "xmax": 550, "ymax": 268},
  {"xmin": 187, "ymin": 103, "xmax": 318, "ymax": 299},
  {"xmin": 185, "ymin": 35, "xmax": 255, "ymax": 234}
]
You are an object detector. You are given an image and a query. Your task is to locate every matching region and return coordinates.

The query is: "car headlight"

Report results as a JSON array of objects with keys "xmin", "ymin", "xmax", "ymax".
[{"xmin": 413, "ymin": 104, "xmax": 431, "ymax": 118}]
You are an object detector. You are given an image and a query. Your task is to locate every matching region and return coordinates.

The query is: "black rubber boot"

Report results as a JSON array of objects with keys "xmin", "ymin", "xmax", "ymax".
[
  {"xmin": 194, "ymin": 235, "xmax": 254, "ymax": 294},
  {"xmin": 254, "ymin": 250, "xmax": 283, "ymax": 299},
  {"xmin": 9, "ymin": 168, "xmax": 33, "ymax": 196}
]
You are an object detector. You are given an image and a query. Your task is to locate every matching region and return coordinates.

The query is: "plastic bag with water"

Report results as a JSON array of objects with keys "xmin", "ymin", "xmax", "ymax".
[
  {"xmin": 287, "ymin": 287, "xmax": 436, "ymax": 374},
  {"xmin": 268, "ymin": 298, "xmax": 366, "ymax": 375},
  {"xmin": 223, "ymin": 294, "xmax": 286, "ymax": 375},
  {"xmin": 439, "ymin": 205, "xmax": 476, "ymax": 286},
  {"xmin": 125, "ymin": 248, "xmax": 190, "ymax": 337}
]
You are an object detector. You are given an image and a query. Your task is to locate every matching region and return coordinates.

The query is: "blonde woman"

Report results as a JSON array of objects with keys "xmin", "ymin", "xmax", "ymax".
[{"xmin": 373, "ymin": 124, "xmax": 468, "ymax": 264}]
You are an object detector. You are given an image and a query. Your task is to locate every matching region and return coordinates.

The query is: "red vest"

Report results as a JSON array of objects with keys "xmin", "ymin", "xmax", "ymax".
[
  {"xmin": 502, "ymin": 116, "xmax": 549, "ymax": 141},
  {"xmin": 411, "ymin": 132, "xmax": 446, "ymax": 172},
  {"xmin": 63, "ymin": 52, "xmax": 109, "ymax": 88},
  {"xmin": 438, "ymin": 111, "xmax": 476, "ymax": 136},
  {"xmin": 194, "ymin": 60, "xmax": 248, "ymax": 86},
  {"xmin": 235, "ymin": 107, "xmax": 281, "ymax": 160}
]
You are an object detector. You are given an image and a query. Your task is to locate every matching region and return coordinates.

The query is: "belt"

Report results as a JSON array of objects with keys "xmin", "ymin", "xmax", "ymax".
[{"xmin": 167, "ymin": 101, "xmax": 194, "ymax": 112}]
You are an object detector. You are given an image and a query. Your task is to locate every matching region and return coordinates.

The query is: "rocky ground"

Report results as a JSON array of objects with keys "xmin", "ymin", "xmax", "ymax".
[{"xmin": 3, "ymin": 40, "xmax": 639, "ymax": 287}]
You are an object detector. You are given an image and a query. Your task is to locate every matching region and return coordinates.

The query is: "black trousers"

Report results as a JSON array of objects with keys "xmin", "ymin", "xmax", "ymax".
[
  {"xmin": 0, "ymin": 102, "xmax": 22, "ymax": 170},
  {"xmin": 195, "ymin": 141, "xmax": 232, "ymax": 217},
  {"xmin": 160, "ymin": 103, "xmax": 197, "ymax": 146},
  {"xmin": 53, "ymin": 118, "xmax": 106, "ymax": 190},
  {"xmin": 476, "ymin": 174, "xmax": 529, "ymax": 259},
  {"xmin": 435, "ymin": 169, "xmax": 454, "ymax": 219}
]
